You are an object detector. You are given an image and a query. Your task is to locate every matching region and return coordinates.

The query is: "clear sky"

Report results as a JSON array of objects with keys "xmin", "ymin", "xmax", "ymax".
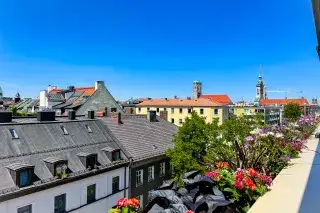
[{"xmin": 0, "ymin": 0, "xmax": 319, "ymax": 102}]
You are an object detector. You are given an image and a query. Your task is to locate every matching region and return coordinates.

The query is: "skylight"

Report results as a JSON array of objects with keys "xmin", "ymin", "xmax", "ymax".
[
  {"xmin": 60, "ymin": 126, "xmax": 69, "ymax": 135},
  {"xmin": 9, "ymin": 129, "xmax": 19, "ymax": 139},
  {"xmin": 85, "ymin": 125, "xmax": 93, "ymax": 133}
]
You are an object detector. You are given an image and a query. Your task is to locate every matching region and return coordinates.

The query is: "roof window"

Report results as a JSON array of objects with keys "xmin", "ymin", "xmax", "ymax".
[
  {"xmin": 85, "ymin": 125, "xmax": 93, "ymax": 133},
  {"xmin": 9, "ymin": 129, "xmax": 19, "ymax": 139}
]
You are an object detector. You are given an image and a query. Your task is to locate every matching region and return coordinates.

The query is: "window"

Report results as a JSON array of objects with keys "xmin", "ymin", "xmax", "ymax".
[
  {"xmin": 85, "ymin": 125, "xmax": 93, "ymax": 133},
  {"xmin": 179, "ymin": 119, "xmax": 183, "ymax": 124},
  {"xmin": 55, "ymin": 163, "xmax": 68, "ymax": 177},
  {"xmin": 214, "ymin": 109, "xmax": 219, "ymax": 115},
  {"xmin": 112, "ymin": 176, "xmax": 120, "ymax": 193},
  {"xmin": 87, "ymin": 155, "xmax": 97, "ymax": 169},
  {"xmin": 112, "ymin": 150, "xmax": 121, "ymax": 161},
  {"xmin": 188, "ymin": 108, "xmax": 192, "ymax": 114},
  {"xmin": 179, "ymin": 108, "xmax": 183, "ymax": 114},
  {"xmin": 163, "ymin": 108, "xmax": 167, "ymax": 111},
  {"xmin": 200, "ymin": 109, "xmax": 204, "ymax": 115},
  {"xmin": 136, "ymin": 195, "xmax": 143, "ymax": 210},
  {"xmin": 148, "ymin": 190, "xmax": 153, "ymax": 201},
  {"xmin": 111, "ymin": 108, "xmax": 117, "ymax": 112},
  {"xmin": 136, "ymin": 169, "xmax": 143, "ymax": 186},
  {"xmin": 60, "ymin": 126, "xmax": 68, "ymax": 135},
  {"xmin": 171, "ymin": 108, "xmax": 174, "ymax": 114},
  {"xmin": 147, "ymin": 107, "xmax": 150, "ymax": 111},
  {"xmin": 19, "ymin": 170, "xmax": 30, "ymax": 187},
  {"xmin": 54, "ymin": 194, "xmax": 66, "ymax": 213},
  {"xmin": 171, "ymin": 118, "xmax": 175, "ymax": 124},
  {"xmin": 17, "ymin": 205, "xmax": 32, "ymax": 213},
  {"xmin": 9, "ymin": 129, "xmax": 19, "ymax": 139},
  {"xmin": 156, "ymin": 108, "xmax": 159, "ymax": 112},
  {"xmin": 148, "ymin": 166, "xmax": 154, "ymax": 182},
  {"xmin": 160, "ymin": 162, "xmax": 165, "ymax": 176},
  {"xmin": 138, "ymin": 108, "xmax": 141, "ymax": 113},
  {"xmin": 87, "ymin": 184, "xmax": 96, "ymax": 204}
]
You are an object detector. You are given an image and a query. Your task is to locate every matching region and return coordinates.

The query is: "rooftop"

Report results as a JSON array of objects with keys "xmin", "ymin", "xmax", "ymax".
[
  {"xmin": 199, "ymin": 94, "xmax": 233, "ymax": 105},
  {"xmin": 136, "ymin": 98, "xmax": 224, "ymax": 107},
  {"xmin": 260, "ymin": 99, "xmax": 310, "ymax": 106}
]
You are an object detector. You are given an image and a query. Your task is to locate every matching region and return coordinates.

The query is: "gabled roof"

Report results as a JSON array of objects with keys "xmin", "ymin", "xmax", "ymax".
[
  {"xmin": 136, "ymin": 98, "xmax": 224, "ymax": 107},
  {"xmin": 199, "ymin": 95, "xmax": 233, "ymax": 105},
  {"xmin": 100, "ymin": 115, "xmax": 178, "ymax": 160},
  {"xmin": 260, "ymin": 99, "xmax": 310, "ymax": 106}
]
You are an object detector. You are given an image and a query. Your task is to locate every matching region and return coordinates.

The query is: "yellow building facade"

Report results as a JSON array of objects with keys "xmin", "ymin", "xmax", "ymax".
[{"xmin": 136, "ymin": 99, "xmax": 229, "ymax": 126}]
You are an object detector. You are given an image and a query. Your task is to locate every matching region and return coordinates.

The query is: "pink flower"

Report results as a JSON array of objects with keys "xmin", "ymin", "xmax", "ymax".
[
  {"xmin": 185, "ymin": 211, "xmax": 194, "ymax": 213},
  {"xmin": 117, "ymin": 198, "xmax": 128, "ymax": 208},
  {"xmin": 246, "ymin": 136, "xmax": 254, "ymax": 142},
  {"xmin": 247, "ymin": 168, "xmax": 258, "ymax": 178}
]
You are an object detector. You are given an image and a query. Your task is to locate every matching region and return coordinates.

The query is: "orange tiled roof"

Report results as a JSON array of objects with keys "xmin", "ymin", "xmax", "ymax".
[
  {"xmin": 74, "ymin": 87, "xmax": 95, "ymax": 104},
  {"xmin": 137, "ymin": 98, "xmax": 224, "ymax": 107},
  {"xmin": 199, "ymin": 94, "xmax": 233, "ymax": 105},
  {"xmin": 260, "ymin": 99, "xmax": 310, "ymax": 106}
]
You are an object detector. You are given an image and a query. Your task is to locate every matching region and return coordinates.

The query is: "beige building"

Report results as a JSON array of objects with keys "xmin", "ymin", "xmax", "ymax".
[{"xmin": 136, "ymin": 98, "xmax": 229, "ymax": 126}]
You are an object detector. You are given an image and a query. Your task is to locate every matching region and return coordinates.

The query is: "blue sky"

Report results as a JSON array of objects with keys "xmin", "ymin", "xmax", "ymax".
[{"xmin": 0, "ymin": 0, "xmax": 319, "ymax": 102}]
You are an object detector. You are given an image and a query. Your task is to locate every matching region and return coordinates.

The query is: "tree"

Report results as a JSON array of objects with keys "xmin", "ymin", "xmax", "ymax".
[
  {"xmin": 283, "ymin": 102, "xmax": 302, "ymax": 122},
  {"xmin": 166, "ymin": 111, "xmax": 212, "ymax": 184},
  {"xmin": 8, "ymin": 105, "xmax": 18, "ymax": 116}
]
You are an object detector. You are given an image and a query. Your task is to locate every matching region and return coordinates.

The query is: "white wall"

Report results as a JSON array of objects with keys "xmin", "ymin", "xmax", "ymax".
[{"xmin": 0, "ymin": 167, "xmax": 129, "ymax": 213}]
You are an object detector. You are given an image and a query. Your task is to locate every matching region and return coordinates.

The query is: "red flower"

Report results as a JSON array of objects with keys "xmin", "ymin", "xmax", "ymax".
[
  {"xmin": 247, "ymin": 168, "xmax": 258, "ymax": 178},
  {"xmin": 185, "ymin": 211, "xmax": 194, "ymax": 213},
  {"xmin": 128, "ymin": 198, "xmax": 140, "ymax": 209},
  {"xmin": 206, "ymin": 169, "xmax": 221, "ymax": 181},
  {"xmin": 244, "ymin": 177, "xmax": 256, "ymax": 191},
  {"xmin": 235, "ymin": 169, "xmax": 244, "ymax": 181},
  {"xmin": 260, "ymin": 174, "xmax": 272, "ymax": 186},
  {"xmin": 234, "ymin": 179, "xmax": 245, "ymax": 190},
  {"xmin": 216, "ymin": 162, "xmax": 229, "ymax": 169},
  {"xmin": 117, "ymin": 198, "xmax": 128, "ymax": 208}
]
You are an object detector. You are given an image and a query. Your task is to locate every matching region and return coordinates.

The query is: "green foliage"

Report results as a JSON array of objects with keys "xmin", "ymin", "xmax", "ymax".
[
  {"xmin": 8, "ymin": 105, "xmax": 36, "ymax": 117},
  {"xmin": 166, "ymin": 111, "xmax": 209, "ymax": 184},
  {"xmin": 284, "ymin": 102, "xmax": 302, "ymax": 122},
  {"xmin": 8, "ymin": 105, "xmax": 18, "ymax": 116}
]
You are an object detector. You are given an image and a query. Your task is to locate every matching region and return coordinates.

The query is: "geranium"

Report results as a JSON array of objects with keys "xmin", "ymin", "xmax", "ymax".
[
  {"xmin": 245, "ymin": 136, "xmax": 254, "ymax": 142},
  {"xmin": 185, "ymin": 211, "xmax": 194, "ymax": 213},
  {"xmin": 247, "ymin": 168, "xmax": 258, "ymax": 178},
  {"xmin": 244, "ymin": 177, "xmax": 256, "ymax": 191},
  {"xmin": 234, "ymin": 179, "xmax": 245, "ymax": 190},
  {"xmin": 206, "ymin": 169, "xmax": 220, "ymax": 181},
  {"xmin": 128, "ymin": 198, "xmax": 140, "ymax": 210},
  {"xmin": 259, "ymin": 174, "xmax": 273, "ymax": 186},
  {"xmin": 117, "ymin": 198, "xmax": 128, "ymax": 209}
]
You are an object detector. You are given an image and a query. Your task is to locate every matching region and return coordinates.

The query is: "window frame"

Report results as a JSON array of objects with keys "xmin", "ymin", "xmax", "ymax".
[
  {"xmin": 160, "ymin": 162, "xmax": 166, "ymax": 177},
  {"xmin": 171, "ymin": 108, "xmax": 174, "ymax": 114},
  {"xmin": 136, "ymin": 169, "xmax": 143, "ymax": 187},
  {"xmin": 87, "ymin": 184, "xmax": 96, "ymax": 204},
  {"xmin": 200, "ymin": 109, "xmax": 204, "ymax": 115},
  {"xmin": 112, "ymin": 150, "xmax": 121, "ymax": 161},
  {"xmin": 214, "ymin": 108, "xmax": 219, "ymax": 115},
  {"xmin": 138, "ymin": 108, "xmax": 141, "ymax": 113},
  {"xmin": 18, "ymin": 169, "xmax": 32, "ymax": 187},
  {"xmin": 86, "ymin": 155, "xmax": 97, "ymax": 170},
  {"xmin": 188, "ymin": 108, "xmax": 192, "ymax": 114},
  {"xmin": 17, "ymin": 204, "xmax": 32, "ymax": 213},
  {"xmin": 179, "ymin": 119, "xmax": 183, "ymax": 125},
  {"xmin": 179, "ymin": 108, "xmax": 183, "ymax": 114},
  {"xmin": 156, "ymin": 108, "xmax": 159, "ymax": 113},
  {"xmin": 136, "ymin": 195, "xmax": 143, "ymax": 210},
  {"xmin": 54, "ymin": 193, "xmax": 66, "ymax": 213},
  {"xmin": 171, "ymin": 118, "xmax": 174, "ymax": 124},
  {"xmin": 112, "ymin": 176, "xmax": 120, "ymax": 193},
  {"xmin": 148, "ymin": 166, "xmax": 154, "ymax": 182}
]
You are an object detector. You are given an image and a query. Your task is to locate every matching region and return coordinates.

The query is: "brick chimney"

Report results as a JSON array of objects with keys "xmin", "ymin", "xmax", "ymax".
[{"xmin": 95, "ymin": 81, "xmax": 105, "ymax": 91}]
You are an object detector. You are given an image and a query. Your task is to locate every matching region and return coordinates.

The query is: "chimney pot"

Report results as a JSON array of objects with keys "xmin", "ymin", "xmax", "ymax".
[
  {"xmin": 37, "ymin": 111, "xmax": 55, "ymax": 122},
  {"xmin": 117, "ymin": 112, "xmax": 122, "ymax": 124},
  {"xmin": 68, "ymin": 110, "xmax": 76, "ymax": 120}
]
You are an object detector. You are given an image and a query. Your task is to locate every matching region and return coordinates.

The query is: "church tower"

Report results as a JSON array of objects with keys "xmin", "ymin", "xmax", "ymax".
[
  {"xmin": 254, "ymin": 73, "xmax": 266, "ymax": 105},
  {"xmin": 193, "ymin": 81, "xmax": 202, "ymax": 99}
]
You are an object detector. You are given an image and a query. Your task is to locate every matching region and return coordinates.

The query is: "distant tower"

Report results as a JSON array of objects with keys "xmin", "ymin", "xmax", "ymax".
[
  {"xmin": 14, "ymin": 91, "xmax": 21, "ymax": 103},
  {"xmin": 193, "ymin": 81, "xmax": 202, "ymax": 99},
  {"xmin": 0, "ymin": 86, "xmax": 3, "ymax": 105},
  {"xmin": 254, "ymin": 72, "xmax": 266, "ymax": 105}
]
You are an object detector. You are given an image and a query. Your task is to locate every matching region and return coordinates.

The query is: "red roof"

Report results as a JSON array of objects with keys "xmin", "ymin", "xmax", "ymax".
[
  {"xmin": 199, "ymin": 95, "xmax": 233, "ymax": 105},
  {"xmin": 137, "ymin": 98, "xmax": 223, "ymax": 107},
  {"xmin": 260, "ymin": 99, "xmax": 310, "ymax": 106},
  {"xmin": 49, "ymin": 86, "xmax": 96, "ymax": 104}
]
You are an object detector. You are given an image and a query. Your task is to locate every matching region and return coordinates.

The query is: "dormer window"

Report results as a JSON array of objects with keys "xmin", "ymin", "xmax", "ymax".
[
  {"xmin": 85, "ymin": 125, "xmax": 93, "ymax": 133},
  {"xmin": 6, "ymin": 163, "xmax": 34, "ymax": 188},
  {"xmin": 111, "ymin": 108, "xmax": 117, "ymax": 112},
  {"xmin": 9, "ymin": 129, "xmax": 19, "ymax": 139},
  {"xmin": 77, "ymin": 153, "xmax": 98, "ymax": 170},
  {"xmin": 102, "ymin": 147, "xmax": 122, "ymax": 162},
  {"xmin": 60, "ymin": 126, "xmax": 68, "ymax": 135},
  {"xmin": 43, "ymin": 157, "xmax": 68, "ymax": 178}
]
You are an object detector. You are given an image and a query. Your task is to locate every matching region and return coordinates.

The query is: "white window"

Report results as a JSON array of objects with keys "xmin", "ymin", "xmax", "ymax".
[
  {"xmin": 214, "ymin": 109, "xmax": 219, "ymax": 115},
  {"xmin": 136, "ymin": 169, "xmax": 143, "ymax": 186},
  {"xmin": 160, "ymin": 162, "xmax": 165, "ymax": 176},
  {"xmin": 9, "ymin": 129, "xmax": 19, "ymax": 139},
  {"xmin": 148, "ymin": 190, "xmax": 153, "ymax": 201},
  {"xmin": 148, "ymin": 166, "xmax": 154, "ymax": 182},
  {"xmin": 136, "ymin": 195, "xmax": 143, "ymax": 209},
  {"xmin": 18, "ymin": 205, "xmax": 32, "ymax": 213}
]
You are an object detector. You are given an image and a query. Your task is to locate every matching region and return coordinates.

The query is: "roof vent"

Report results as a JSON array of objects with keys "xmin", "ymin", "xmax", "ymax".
[
  {"xmin": 0, "ymin": 112, "xmax": 12, "ymax": 123},
  {"xmin": 87, "ymin": 111, "xmax": 95, "ymax": 119},
  {"xmin": 37, "ymin": 111, "xmax": 55, "ymax": 122}
]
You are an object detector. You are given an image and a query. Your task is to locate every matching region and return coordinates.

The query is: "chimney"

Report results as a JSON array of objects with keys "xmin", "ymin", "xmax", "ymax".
[
  {"xmin": 87, "ymin": 111, "xmax": 95, "ymax": 119},
  {"xmin": 174, "ymin": 96, "xmax": 178, "ymax": 99},
  {"xmin": 48, "ymin": 85, "xmax": 57, "ymax": 93},
  {"xmin": 160, "ymin": 111, "xmax": 168, "ymax": 120},
  {"xmin": 147, "ymin": 111, "xmax": 157, "ymax": 122},
  {"xmin": 116, "ymin": 112, "xmax": 122, "ymax": 124},
  {"xmin": 95, "ymin": 81, "xmax": 105, "ymax": 91},
  {"xmin": 165, "ymin": 98, "xmax": 168, "ymax": 101},
  {"xmin": 104, "ymin": 107, "xmax": 108, "ymax": 117},
  {"xmin": 67, "ymin": 86, "xmax": 75, "ymax": 92},
  {"xmin": 68, "ymin": 110, "xmax": 76, "ymax": 120},
  {"xmin": 187, "ymin": 97, "xmax": 191, "ymax": 100},
  {"xmin": 0, "ymin": 112, "xmax": 12, "ymax": 123},
  {"xmin": 37, "ymin": 111, "xmax": 55, "ymax": 122},
  {"xmin": 39, "ymin": 90, "xmax": 48, "ymax": 108}
]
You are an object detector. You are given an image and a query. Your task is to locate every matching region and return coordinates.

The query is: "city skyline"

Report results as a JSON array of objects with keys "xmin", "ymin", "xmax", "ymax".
[{"xmin": 0, "ymin": 0, "xmax": 319, "ymax": 101}]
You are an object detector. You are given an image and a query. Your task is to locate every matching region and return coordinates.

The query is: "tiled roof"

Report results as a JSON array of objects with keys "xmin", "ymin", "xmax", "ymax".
[
  {"xmin": 74, "ymin": 87, "xmax": 95, "ymax": 104},
  {"xmin": 260, "ymin": 99, "xmax": 310, "ymax": 106},
  {"xmin": 100, "ymin": 115, "xmax": 178, "ymax": 160},
  {"xmin": 136, "ymin": 98, "xmax": 224, "ymax": 107},
  {"xmin": 199, "ymin": 94, "xmax": 233, "ymax": 105}
]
